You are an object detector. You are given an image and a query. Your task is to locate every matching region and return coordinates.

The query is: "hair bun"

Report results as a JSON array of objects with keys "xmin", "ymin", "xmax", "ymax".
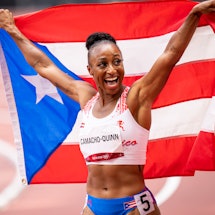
[{"xmin": 86, "ymin": 32, "xmax": 116, "ymax": 50}]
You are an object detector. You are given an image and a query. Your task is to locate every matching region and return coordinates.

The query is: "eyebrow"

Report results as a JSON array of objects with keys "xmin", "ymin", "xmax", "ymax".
[{"xmin": 97, "ymin": 53, "xmax": 121, "ymax": 60}]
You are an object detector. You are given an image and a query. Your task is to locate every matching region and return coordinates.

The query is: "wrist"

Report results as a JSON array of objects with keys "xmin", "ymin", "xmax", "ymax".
[
  {"xmin": 190, "ymin": 4, "xmax": 203, "ymax": 18},
  {"xmin": 186, "ymin": 7, "xmax": 202, "ymax": 25},
  {"xmin": 4, "ymin": 24, "xmax": 21, "ymax": 37}
]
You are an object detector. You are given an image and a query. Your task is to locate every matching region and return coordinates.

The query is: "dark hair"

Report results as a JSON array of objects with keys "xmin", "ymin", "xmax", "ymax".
[{"xmin": 86, "ymin": 32, "xmax": 116, "ymax": 50}]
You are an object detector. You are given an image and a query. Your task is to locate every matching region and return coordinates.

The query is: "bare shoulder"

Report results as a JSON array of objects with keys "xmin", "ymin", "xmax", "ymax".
[
  {"xmin": 75, "ymin": 80, "xmax": 97, "ymax": 108},
  {"xmin": 126, "ymin": 79, "xmax": 152, "ymax": 130},
  {"xmin": 127, "ymin": 77, "xmax": 151, "ymax": 111}
]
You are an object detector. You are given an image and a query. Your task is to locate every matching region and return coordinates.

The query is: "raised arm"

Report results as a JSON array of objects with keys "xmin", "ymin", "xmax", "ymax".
[
  {"xmin": 127, "ymin": 0, "xmax": 215, "ymax": 129},
  {"xmin": 0, "ymin": 9, "xmax": 96, "ymax": 107}
]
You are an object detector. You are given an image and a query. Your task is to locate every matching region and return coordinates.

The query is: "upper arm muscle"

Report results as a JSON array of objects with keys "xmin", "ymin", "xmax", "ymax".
[{"xmin": 34, "ymin": 63, "xmax": 97, "ymax": 107}]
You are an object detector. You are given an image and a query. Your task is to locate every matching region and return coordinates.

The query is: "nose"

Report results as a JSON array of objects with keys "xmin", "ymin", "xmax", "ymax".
[{"xmin": 106, "ymin": 63, "xmax": 116, "ymax": 74}]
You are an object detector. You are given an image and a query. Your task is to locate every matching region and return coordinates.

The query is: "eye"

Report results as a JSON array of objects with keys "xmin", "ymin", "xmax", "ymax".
[
  {"xmin": 113, "ymin": 58, "xmax": 122, "ymax": 66},
  {"xmin": 97, "ymin": 61, "xmax": 107, "ymax": 68}
]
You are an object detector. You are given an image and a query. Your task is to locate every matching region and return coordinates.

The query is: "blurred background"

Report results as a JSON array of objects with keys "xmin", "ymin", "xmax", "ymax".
[
  {"xmin": 0, "ymin": 0, "xmax": 206, "ymax": 15},
  {"xmin": 0, "ymin": 0, "xmax": 215, "ymax": 215}
]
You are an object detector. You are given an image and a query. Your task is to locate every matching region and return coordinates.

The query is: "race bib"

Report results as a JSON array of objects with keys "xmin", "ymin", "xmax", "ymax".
[
  {"xmin": 134, "ymin": 190, "xmax": 155, "ymax": 215},
  {"xmin": 79, "ymin": 125, "xmax": 124, "ymax": 162}
]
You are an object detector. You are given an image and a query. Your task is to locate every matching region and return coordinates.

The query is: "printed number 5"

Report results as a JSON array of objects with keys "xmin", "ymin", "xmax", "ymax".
[{"xmin": 140, "ymin": 194, "xmax": 150, "ymax": 212}]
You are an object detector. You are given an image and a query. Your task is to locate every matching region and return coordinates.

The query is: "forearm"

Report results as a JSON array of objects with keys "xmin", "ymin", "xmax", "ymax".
[
  {"xmin": 164, "ymin": 6, "xmax": 201, "ymax": 65},
  {"xmin": 137, "ymin": 1, "xmax": 214, "ymax": 103},
  {"xmin": 5, "ymin": 24, "xmax": 52, "ymax": 72}
]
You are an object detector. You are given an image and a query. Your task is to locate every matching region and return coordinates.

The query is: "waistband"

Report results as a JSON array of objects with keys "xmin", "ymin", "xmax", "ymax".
[{"xmin": 86, "ymin": 186, "xmax": 156, "ymax": 213}]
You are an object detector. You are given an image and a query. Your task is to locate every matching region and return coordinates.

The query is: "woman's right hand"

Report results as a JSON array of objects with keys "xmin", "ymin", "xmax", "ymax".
[{"xmin": 0, "ymin": 9, "xmax": 15, "ymax": 32}]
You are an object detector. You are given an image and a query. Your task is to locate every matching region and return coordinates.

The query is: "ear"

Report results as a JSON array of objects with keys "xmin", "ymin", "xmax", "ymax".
[{"xmin": 87, "ymin": 65, "xmax": 93, "ymax": 76}]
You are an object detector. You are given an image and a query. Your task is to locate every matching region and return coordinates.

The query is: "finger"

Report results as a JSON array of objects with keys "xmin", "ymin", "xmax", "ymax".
[{"xmin": 0, "ymin": 9, "xmax": 6, "ymax": 14}]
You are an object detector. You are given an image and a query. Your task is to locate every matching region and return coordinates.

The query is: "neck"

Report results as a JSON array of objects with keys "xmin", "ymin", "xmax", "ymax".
[{"xmin": 98, "ymin": 85, "xmax": 125, "ymax": 107}]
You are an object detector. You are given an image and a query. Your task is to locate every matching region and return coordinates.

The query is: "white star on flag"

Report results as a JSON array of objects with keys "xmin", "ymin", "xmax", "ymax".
[{"xmin": 21, "ymin": 74, "xmax": 63, "ymax": 104}]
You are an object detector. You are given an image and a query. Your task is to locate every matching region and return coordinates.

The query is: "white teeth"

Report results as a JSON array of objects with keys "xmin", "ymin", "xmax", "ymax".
[
  {"xmin": 104, "ymin": 77, "xmax": 118, "ymax": 85},
  {"xmin": 105, "ymin": 77, "xmax": 117, "ymax": 81}
]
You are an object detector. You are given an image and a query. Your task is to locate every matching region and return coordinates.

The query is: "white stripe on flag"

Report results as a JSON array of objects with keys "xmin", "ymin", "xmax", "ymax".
[
  {"xmin": 150, "ymin": 98, "xmax": 211, "ymax": 140},
  {"xmin": 201, "ymin": 96, "xmax": 215, "ymax": 133},
  {"xmin": 42, "ymin": 26, "xmax": 215, "ymax": 76}
]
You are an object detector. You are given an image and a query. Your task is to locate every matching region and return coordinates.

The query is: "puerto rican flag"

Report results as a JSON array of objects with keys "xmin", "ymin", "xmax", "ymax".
[{"xmin": 0, "ymin": 0, "xmax": 214, "ymax": 184}]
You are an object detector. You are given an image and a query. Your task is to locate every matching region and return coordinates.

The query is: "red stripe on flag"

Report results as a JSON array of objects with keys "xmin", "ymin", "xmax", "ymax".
[
  {"xmin": 83, "ymin": 60, "xmax": 215, "ymax": 108},
  {"xmin": 31, "ymin": 136, "xmax": 199, "ymax": 183},
  {"xmin": 145, "ymin": 137, "xmax": 196, "ymax": 178},
  {"xmin": 153, "ymin": 60, "xmax": 215, "ymax": 108},
  {"xmin": 187, "ymin": 131, "xmax": 215, "ymax": 171},
  {"xmin": 14, "ymin": 1, "xmax": 211, "ymax": 42},
  {"xmin": 31, "ymin": 145, "xmax": 88, "ymax": 183}
]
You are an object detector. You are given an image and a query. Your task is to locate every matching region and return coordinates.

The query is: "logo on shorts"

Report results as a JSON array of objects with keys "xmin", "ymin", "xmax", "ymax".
[{"xmin": 124, "ymin": 199, "xmax": 136, "ymax": 210}]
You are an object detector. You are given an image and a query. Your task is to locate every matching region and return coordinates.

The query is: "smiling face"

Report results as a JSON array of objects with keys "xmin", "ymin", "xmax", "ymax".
[{"xmin": 87, "ymin": 41, "xmax": 125, "ymax": 98}]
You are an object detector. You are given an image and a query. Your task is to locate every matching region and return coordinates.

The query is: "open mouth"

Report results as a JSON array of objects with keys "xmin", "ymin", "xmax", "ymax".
[{"xmin": 104, "ymin": 77, "xmax": 119, "ymax": 85}]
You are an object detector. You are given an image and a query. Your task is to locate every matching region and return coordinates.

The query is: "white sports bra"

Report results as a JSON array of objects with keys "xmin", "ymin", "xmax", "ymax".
[{"xmin": 79, "ymin": 87, "xmax": 149, "ymax": 165}]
